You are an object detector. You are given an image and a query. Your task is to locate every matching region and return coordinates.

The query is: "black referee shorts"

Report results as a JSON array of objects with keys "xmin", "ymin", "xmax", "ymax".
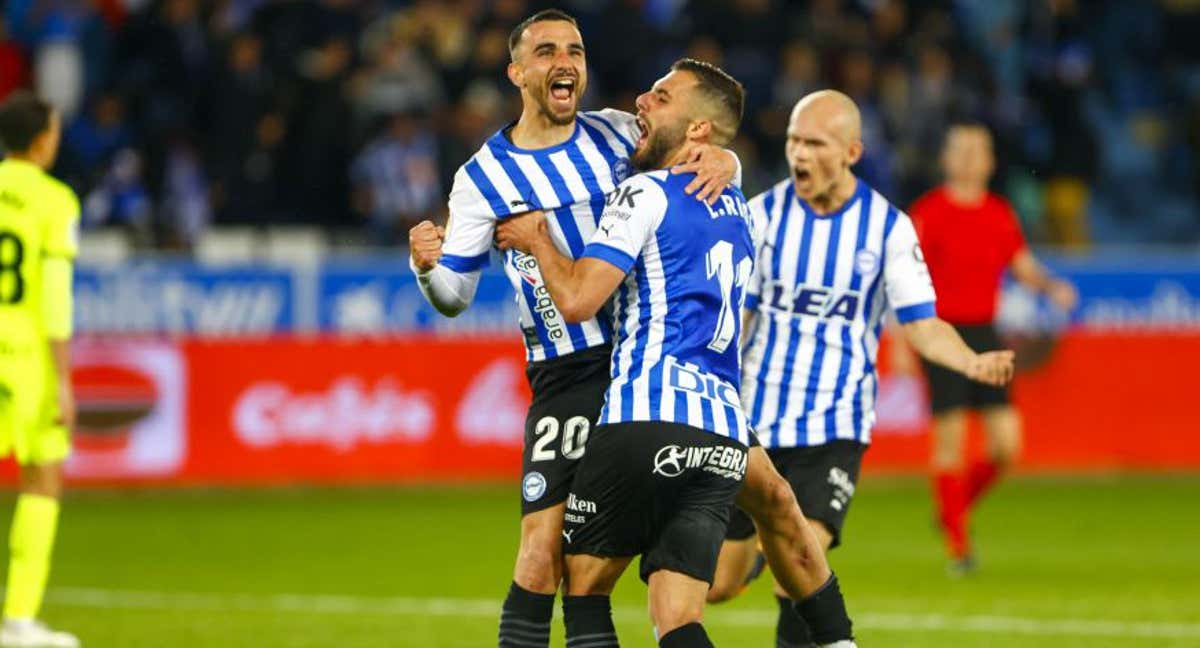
[{"xmin": 921, "ymin": 323, "xmax": 1011, "ymax": 414}]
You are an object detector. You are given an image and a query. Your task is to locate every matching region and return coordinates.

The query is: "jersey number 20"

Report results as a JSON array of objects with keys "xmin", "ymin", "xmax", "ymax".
[
  {"xmin": 705, "ymin": 241, "xmax": 752, "ymax": 353},
  {"xmin": 531, "ymin": 415, "xmax": 590, "ymax": 462},
  {"xmin": 0, "ymin": 230, "xmax": 24, "ymax": 304}
]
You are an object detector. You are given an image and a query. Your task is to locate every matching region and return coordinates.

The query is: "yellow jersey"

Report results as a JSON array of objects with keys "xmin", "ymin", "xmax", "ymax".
[{"xmin": 0, "ymin": 158, "xmax": 79, "ymax": 350}]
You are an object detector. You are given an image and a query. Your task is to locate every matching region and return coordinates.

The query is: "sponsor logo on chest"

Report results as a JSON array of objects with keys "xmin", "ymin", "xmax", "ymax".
[
  {"xmin": 511, "ymin": 252, "xmax": 567, "ymax": 342},
  {"xmin": 766, "ymin": 281, "xmax": 862, "ymax": 322}
]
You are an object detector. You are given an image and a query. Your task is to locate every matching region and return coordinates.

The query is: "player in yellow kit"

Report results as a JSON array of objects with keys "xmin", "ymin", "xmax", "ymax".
[{"xmin": 0, "ymin": 91, "xmax": 81, "ymax": 648}]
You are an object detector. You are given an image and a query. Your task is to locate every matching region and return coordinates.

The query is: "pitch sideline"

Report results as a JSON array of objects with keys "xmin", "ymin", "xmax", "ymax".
[{"xmin": 42, "ymin": 586, "xmax": 1200, "ymax": 640}]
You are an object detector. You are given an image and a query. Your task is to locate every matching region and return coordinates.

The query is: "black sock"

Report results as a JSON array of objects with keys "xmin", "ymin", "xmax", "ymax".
[
  {"xmin": 658, "ymin": 622, "xmax": 713, "ymax": 648},
  {"xmin": 499, "ymin": 582, "xmax": 554, "ymax": 648},
  {"xmin": 776, "ymin": 595, "xmax": 813, "ymax": 647},
  {"xmin": 563, "ymin": 594, "xmax": 618, "ymax": 648},
  {"xmin": 794, "ymin": 573, "xmax": 853, "ymax": 645}
]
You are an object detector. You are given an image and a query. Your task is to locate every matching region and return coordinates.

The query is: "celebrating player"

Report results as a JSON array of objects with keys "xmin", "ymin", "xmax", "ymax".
[
  {"xmin": 907, "ymin": 123, "xmax": 1077, "ymax": 573},
  {"xmin": 706, "ymin": 91, "xmax": 1015, "ymax": 646},
  {"xmin": 496, "ymin": 58, "xmax": 854, "ymax": 648},
  {"xmin": 407, "ymin": 10, "xmax": 740, "ymax": 647},
  {"xmin": 0, "ymin": 91, "xmax": 81, "ymax": 648}
]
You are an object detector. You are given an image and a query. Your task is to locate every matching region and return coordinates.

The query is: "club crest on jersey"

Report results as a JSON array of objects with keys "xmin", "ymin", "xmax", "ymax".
[
  {"xmin": 522, "ymin": 471, "xmax": 547, "ymax": 502},
  {"xmin": 854, "ymin": 249, "xmax": 879, "ymax": 275},
  {"xmin": 611, "ymin": 157, "xmax": 631, "ymax": 184},
  {"xmin": 767, "ymin": 282, "xmax": 861, "ymax": 322}
]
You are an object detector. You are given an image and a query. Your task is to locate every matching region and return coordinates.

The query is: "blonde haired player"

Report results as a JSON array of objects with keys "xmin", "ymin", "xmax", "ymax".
[{"xmin": 0, "ymin": 91, "xmax": 80, "ymax": 648}]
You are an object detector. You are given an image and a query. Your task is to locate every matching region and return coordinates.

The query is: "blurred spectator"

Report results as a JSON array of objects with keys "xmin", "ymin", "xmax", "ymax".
[
  {"xmin": 60, "ymin": 92, "xmax": 131, "ymax": 187},
  {"xmin": 871, "ymin": 0, "xmax": 908, "ymax": 61},
  {"xmin": 902, "ymin": 43, "xmax": 973, "ymax": 199},
  {"xmin": 282, "ymin": 35, "xmax": 354, "ymax": 225},
  {"xmin": 217, "ymin": 110, "xmax": 287, "ymax": 225},
  {"xmin": 82, "ymin": 147, "xmax": 152, "ymax": 239},
  {"xmin": 1026, "ymin": 0, "xmax": 1096, "ymax": 247},
  {"xmin": 840, "ymin": 48, "xmax": 895, "ymax": 198},
  {"xmin": 7, "ymin": 0, "xmax": 1192, "ymax": 249},
  {"xmin": 437, "ymin": 80, "xmax": 506, "ymax": 189},
  {"xmin": 351, "ymin": 111, "xmax": 441, "ymax": 245},
  {"xmin": 206, "ymin": 31, "xmax": 274, "ymax": 223},
  {"xmin": 118, "ymin": 0, "xmax": 209, "ymax": 134},
  {"xmin": 351, "ymin": 14, "xmax": 445, "ymax": 130},
  {"xmin": 160, "ymin": 137, "xmax": 211, "ymax": 248}
]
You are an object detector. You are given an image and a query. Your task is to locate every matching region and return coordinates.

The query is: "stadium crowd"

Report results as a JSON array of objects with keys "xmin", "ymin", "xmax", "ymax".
[{"xmin": 1, "ymin": 0, "xmax": 1198, "ymax": 249}]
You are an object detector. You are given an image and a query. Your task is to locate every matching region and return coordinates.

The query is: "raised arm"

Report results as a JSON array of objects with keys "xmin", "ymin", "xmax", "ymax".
[
  {"xmin": 408, "ymin": 168, "xmax": 493, "ymax": 317},
  {"xmin": 408, "ymin": 219, "xmax": 483, "ymax": 317}
]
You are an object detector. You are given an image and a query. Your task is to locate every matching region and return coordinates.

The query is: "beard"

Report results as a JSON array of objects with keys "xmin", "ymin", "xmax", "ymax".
[
  {"xmin": 631, "ymin": 121, "xmax": 685, "ymax": 171},
  {"xmin": 533, "ymin": 80, "xmax": 579, "ymax": 126}
]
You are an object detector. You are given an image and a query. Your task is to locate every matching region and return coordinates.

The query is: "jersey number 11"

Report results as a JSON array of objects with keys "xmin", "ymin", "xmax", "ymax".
[{"xmin": 705, "ymin": 240, "xmax": 752, "ymax": 354}]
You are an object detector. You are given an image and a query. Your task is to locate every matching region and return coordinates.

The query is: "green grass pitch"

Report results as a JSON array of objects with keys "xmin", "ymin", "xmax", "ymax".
[{"xmin": 4, "ymin": 475, "xmax": 1199, "ymax": 647}]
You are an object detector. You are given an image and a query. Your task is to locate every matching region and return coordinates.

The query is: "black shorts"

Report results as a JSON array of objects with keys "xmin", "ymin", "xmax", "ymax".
[
  {"xmin": 725, "ymin": 440, "xmax": 867, "ymax": 549},
  {"xmin": 922, "ymin": 323, "xmax": 1011, "ymax": 414},
  {"xmin": 563, "ymin": 422, "xmax": 748, "ymax": 585},
  {"xmin": 520, "ymin": 345, "xmax": 612, "ymax": 515}
]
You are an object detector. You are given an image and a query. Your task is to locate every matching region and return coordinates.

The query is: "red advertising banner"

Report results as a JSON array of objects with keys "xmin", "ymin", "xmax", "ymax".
[
  {"xmin": 1, "ymin": 332, "xmax": 1194, "ymax": 486},
  {"xmin": 181, "ymin": 336, "xmax": 531, "ymax": 483},
  {"xmin": 867, "ymin": 332, "xmax": 1200, "ymax": 472}
]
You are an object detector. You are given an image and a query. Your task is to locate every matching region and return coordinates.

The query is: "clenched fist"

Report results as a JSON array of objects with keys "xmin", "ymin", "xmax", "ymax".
[
  {"xmin": 965, "ymin": 350, "xmax": 1015, "ymax": 387},
  {"xmin": 409, "ymin": 220, "xmax": 446, "ymax": 272}
]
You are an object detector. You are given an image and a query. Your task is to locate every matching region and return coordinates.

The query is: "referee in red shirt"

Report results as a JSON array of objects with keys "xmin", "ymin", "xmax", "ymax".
[{"xmin": 909, "ymin": 123, "xmax": 1077, "ymax": 574}]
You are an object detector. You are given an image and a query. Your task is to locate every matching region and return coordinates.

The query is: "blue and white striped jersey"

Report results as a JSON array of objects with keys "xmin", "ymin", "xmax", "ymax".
[
  {"xmin": 582, "ymin": 170, "xmax": 755, "ymax": 446},
  {"xmin": 741, "ymin": 178, "xmax": 936, "ymax": 448},
  {"xmin": 440, "ymin": 109, "xmax": 638, "ymax": 362}
]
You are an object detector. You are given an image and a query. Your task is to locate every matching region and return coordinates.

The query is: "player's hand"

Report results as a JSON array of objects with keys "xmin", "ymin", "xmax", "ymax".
[
  {"xmin": 1047, "ymin": 279, "xmax": 1078, "ymax": 312},
  {"xmin": 495, "ymin": 211, "xmax": 547, "ymax": 254},
  {"xmin": 965, "ymin": 350, "xmax": 1015, "ymax": 387},
  {"xmin": 55, "ymin": 379, "xmax": 76, "ymax": 431},
  {"xmin": 409, "ymin": 220, "xmax": 445, "ymax": 272},
  {"xmin": 672, "ymin": 143, "xmax": 736, "ymax": 205}
]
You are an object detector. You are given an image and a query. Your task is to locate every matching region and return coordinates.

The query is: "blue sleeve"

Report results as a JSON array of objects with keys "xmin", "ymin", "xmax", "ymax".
[
  {"xmin": 893, "ymin": 301, "xmax": 936, "ymax": 323},
  {"xmin": 581, "ymin": 242, "xmax": 636, "ymax": 274},
  {"xmin": 438, "ymin": 251, "xmax": 491, "ymax": 272}
]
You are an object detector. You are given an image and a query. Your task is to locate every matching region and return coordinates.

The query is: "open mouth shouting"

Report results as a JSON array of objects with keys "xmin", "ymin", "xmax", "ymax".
[
  {"xmin": 635, "ymin": 115, "xmax": 649, "ymax": 149},
  {"xmin": 548, "ymin": 75, "xmax": 577, "ymax": 111}
]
